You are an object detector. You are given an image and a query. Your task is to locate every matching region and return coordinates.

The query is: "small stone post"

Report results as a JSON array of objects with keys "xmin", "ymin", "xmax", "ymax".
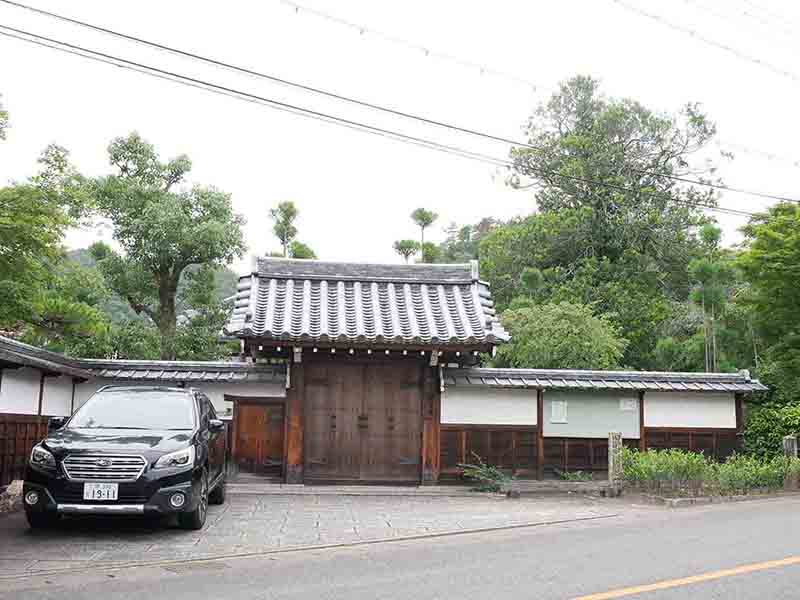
[
  {"xmin": 784, "ymin": 435, "xmax": 799, "ymax": 491},
  {"xmin": 608, "ymin": 432, "xmax": 623, "ymax": 497}
]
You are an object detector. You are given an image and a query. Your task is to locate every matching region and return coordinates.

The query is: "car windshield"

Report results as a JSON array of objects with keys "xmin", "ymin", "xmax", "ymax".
[{"xmin": 68, "ymin": 389, "xmax": 195, "ymax": 430}]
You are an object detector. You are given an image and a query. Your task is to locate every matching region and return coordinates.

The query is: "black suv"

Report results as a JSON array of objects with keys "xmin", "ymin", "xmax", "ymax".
[{"xmin": 23, "ymin": 385, "xmax": 227, "ymax": 530}]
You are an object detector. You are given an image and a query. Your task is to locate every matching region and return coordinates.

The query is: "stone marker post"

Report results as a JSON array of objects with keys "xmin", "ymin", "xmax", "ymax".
[
  {"xmin": 608, "ymin": 432, "xmax": 623, "ymax": 496},
  {"xmin": 784, "ymin": 435, "xmax": 799, "ymax": 491}
]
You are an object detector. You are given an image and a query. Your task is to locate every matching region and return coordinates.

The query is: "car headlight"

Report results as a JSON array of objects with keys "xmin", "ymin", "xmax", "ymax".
[
  {"xmin": 30, "ymin": 444, "xmax": 56, "ymax": 469},
  {"xmin": 153, "ymin": 446, "xmax": 195, "ymax": 470}
]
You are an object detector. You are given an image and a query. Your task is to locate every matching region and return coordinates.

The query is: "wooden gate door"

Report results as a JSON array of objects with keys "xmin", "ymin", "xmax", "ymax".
[
  {"xmin": 305, "ymin": 362, "xmax": 423, "ymax": 483},
  {"xmin": 305, "ymin": 363, "xmax": 362, "ymax": 480},
  {"xmin": 234, "ymin": 402, "xmax": 285, "ymax": 478},
  {"xmin": 361, "ymin": 363, "xmax": 422, "ymax": 482}
]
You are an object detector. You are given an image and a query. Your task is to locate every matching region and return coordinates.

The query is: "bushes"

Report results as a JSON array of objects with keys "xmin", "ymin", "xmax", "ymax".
[
  {"xmin": 458, "ymin": 454, "xmax": 512, "ymax": 492},
  {"xmin": 743, "ymin": 403, "xmax": 800, "ymax": 458},
  {"xmin": 620, "ymin": 448, "xmax": 800, "ymax": 496}
]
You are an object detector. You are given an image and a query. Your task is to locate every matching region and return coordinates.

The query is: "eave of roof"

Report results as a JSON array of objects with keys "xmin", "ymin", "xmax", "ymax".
[
  {"xmin": 0, "ymin": 337, "xmax": 91, "ymax": 379},
  {"xmin": 443, "ymin": 367, "xmax": 769, "ymax": 393}
]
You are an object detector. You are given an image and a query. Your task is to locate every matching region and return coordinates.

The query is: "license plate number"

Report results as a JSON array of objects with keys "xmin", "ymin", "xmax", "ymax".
[{"xmin": 83, "ymin": 483, "xmax": 118, "ymax": 501}]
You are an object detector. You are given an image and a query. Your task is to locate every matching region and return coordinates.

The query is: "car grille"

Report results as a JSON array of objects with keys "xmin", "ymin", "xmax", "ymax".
[{"xmin": 62, "ymin": 454, "xmax": 147, "ymax": 482}]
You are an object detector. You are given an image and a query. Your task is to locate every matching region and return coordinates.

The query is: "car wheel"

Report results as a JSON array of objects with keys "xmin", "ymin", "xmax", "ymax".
[
  {"xmin": 208, "ymin": 477, "xmax": 226, "ymax": 505},
  {"xmin": 178, "ymin": 470, "xmax": 208, "ymax": 530},
  {"xmin": 26, "ymin": 511, "xmax": 59, "ymax": 529}
]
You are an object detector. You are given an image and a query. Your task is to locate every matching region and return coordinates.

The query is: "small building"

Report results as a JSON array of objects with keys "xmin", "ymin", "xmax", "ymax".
[{"xmin": 0, "ymin": 257, "xmax": 768, "ymax": 487}]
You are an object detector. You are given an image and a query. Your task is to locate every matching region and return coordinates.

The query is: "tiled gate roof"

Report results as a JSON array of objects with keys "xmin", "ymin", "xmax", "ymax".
[{"xmin": 225, "ymin": 258, "xmax": 509, "ymax": 349}]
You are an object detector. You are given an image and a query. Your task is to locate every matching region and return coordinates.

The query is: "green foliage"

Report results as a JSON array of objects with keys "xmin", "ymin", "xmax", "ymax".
[
  {"xmin": 495, "ymin": 301, "xmax": 627, "ymax": 369},
  {"xmin": 66, "ymin": 320, "xmax": 162, "ymax": 360},
  {"xmin": 289, "ymin": 240, "xmax": 316, "ymax": 259},
  {"xmin": 88, "ymin": 132, "xmax": 246, "ymax": 359},
  {"xmin": 743, "ymin": 403, "xmax": 800, "ymax": 458},
  {"xmin": 437, "ymin": 218, "xmax": 498, "ymax": 263},
  {"xmin": 393, "ymin": 239, "xmax": 419, "ymax": 263},
  {"xmin": 269, "ymin": 201, "xmax": 299, "ymax": 257},
  {"xmin": 410, "ymin": 207, "xmax": 438, "ymax": 248},
  {"xmin": 559, "ymin": 471, "xmax": 593, "ymax": 482},
  {"xmin": 419, "ymin": 241, "xmax": 440, "ymax": 264},
  {"xmin": 620, "ymin": 448, "xmax": 712, "ymax": 484},
  {"xmin": 458, "ymin": 453, "xmax": 512, "ymax": 492},
  {"xmin": 620, "ymin": 448, "xmax": 800, "ymax": 494}
]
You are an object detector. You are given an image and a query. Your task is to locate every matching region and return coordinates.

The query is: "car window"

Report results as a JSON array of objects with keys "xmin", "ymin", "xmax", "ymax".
[
  {"xmin": 207, "ymin": 399, "xmax": 218, "ymax": 420},
  {"xmin": 69, "ymin": 389, "xmax": 195, "ymax": 430}
]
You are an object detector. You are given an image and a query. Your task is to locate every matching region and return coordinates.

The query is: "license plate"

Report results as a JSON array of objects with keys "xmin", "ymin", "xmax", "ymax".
[{"xmin": 83, "ymin": 483, "xmax": 118, "ymax": 501}]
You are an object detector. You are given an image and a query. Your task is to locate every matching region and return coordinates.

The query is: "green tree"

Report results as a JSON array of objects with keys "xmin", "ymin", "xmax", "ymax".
[
  {"xmin": 269, "ymin": 201, "xmax": 299, "ymax": 257},
  {"xmin": 419, "ymin": 241, "xmax": 441, "ymax": 264},
  {"xmin": 393, "ymin": 239, "xmax": 419, "ymax": 263},
  {"xmin": 438, "ymin": 218, "xmax": 498, "ymax": 263},
  {"xmin": 738, "ymin": 202, "xmax": 800, "ymax": 405},
  {"xmin": 494, "ymin": 300, "xmax": 627, "ymax": 369},
  {"xmin": 89, "ymin": 133, "xmax": 246, "ymax": 359},
  {"xmin": 688, "ymin": 224, "xmax": 736, "ymax": 372},
  {"xmin": 289, "ymin": 240, "xmax": 317, "ymax": 259},
  {"xmin": 411, "ymin": 208, "xmax": 438, "ymax": 251}
]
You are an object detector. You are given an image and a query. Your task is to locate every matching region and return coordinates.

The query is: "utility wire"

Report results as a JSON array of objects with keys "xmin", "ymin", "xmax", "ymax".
[
  {"xmin": 2, "ymin": 0, "xmax": 797, "ymax": 206},
  {"xmin": 275, "ymin": 0, "xmax": 538, "ymax": 90},
  {"xmin": 610, "ymin": 0, "xmax": 800, "ymax": 83},
  {"xmin": 0, "ymin": 24, "xmax": 762, "ymax": 219}
]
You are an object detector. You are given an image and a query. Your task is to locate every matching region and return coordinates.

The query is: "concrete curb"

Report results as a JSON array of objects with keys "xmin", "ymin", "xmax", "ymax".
[
  {"xmin": 639, "ymin": 490, "xmax": 800, "ymax": 508},
  {"xmin": 0, "ymin": 512, "xmax": 620, "ymax": 581}
]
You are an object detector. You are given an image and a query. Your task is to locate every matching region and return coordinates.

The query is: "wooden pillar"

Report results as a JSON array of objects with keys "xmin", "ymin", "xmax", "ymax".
[
  {"xmin": 37, "ymin": 372, "xmax": 46, "ymax": 416},
  {"xmin": 735, "ymin": 393, "xmax": 744, "ymax": 432},
  {"xmin": 285, "ymin": 362, "xmax": 305, "ymax": 484},
  {"xmin": 638, "ymin": 390, "xmax": 646, "ymax": 452},
  {"xmin": 536, "ymin": 388, "xmax": 544, "ymax": 480},
  {"xmin": 421, "ymin": 366, "xmax": 441, "ymax": 485}
]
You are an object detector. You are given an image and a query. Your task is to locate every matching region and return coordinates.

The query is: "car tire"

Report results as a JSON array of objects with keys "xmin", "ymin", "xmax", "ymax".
[
  {"xmin": 208, "ymin": 477, "xmax": 225, "ymax": 505},
  {"xmin": 178, "ymin": 470, "xmax": 208, "ymax": 531},
  {"xmin": 26, "ymin": 511, "xmax": 59, "ymax": 529}
]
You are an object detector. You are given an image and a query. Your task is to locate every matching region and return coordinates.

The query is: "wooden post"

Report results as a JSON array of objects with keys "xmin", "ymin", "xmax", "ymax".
[
  {"xmin": 638, "ymin": 391, "xmax": 646, "ymax": 452},
  {"xmin": 536, "ymin": 388, "xmax": 544, "ymax": 480},
  {"xmin": 37, "ymin": 372, "xmax": 46, "ymax": 416},
  {"xmin": 735, "ymin": 393, "xmax": 744, "ymax": 432},
  {"xmin": 421, "ymin": 366, "xmax": 441, "ymax": 485},
  {"xmin": 285, "ymin": 362, "xmax": 305, "ymax": 484}
]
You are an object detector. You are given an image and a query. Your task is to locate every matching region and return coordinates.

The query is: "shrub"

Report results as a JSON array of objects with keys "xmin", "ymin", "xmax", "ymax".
[
  {"xmin": 743, "ymin": 403, "xmax": 800, "ymax": 458},
  {"xmin": 560, "ymin": 471, "xmax": 594, "ymax": 482},
  {"xmin": 458, "ymin": 453, "xmax": 512, "ymax": 492},
  {"xmin": 621, "ymin": 448, "xmax": 800, "ymax": 496}
]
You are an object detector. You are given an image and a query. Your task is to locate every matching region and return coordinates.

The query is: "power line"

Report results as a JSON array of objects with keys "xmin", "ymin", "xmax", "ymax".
[
  {"xmin": 610, "ymin": 0, "xmax": 800, "ymax": 83},
  {"xmin": 0, "ymin": 24, "xmax": 763, "ymax": 219},
  {"xmin": 2, "ymin": 0, "xmax": 797, "ymax": 206},
  {"xmin": 274, "ymin": 0, "xmax": 538, "ymax": 91}
]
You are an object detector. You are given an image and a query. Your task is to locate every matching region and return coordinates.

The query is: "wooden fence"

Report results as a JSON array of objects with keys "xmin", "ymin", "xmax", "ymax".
[{"xmin": 0, "ymin": 414, "xmax": 48, "ymax": 487}]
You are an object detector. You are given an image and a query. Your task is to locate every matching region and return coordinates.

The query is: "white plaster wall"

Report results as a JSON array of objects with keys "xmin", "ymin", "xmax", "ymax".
[
  {"xmin": 41, "ymin": 376, "xmax": 73, "ymax": 417},
  {"xmin": 441, "ymin": 387, "xmax": 537, "ymax": 425},
  {"xmin": 543, "ymin": 391, "xmax": 640, "ymax": 439},
  {"xmin": 0, "ymin": 367, "xmax": 41, "ymax": 415},
  {"xmin": 74, "ymin": 379, "xmax": 285, "ymax": 416},
  {"xmin": 644, "ymin": 392, "xmax": 736, "ymax": 428}
]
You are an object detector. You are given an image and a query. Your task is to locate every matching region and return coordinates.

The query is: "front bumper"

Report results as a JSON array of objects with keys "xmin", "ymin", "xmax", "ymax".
[{"xmin": 24, "ymin": 469, "xmax": 202, "ymax": 517}]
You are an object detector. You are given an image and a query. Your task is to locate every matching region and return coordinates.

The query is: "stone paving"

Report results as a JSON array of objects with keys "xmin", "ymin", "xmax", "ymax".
[{"xmin": 0, "ymin": 492, "xmax": 621, "ymax": 576}]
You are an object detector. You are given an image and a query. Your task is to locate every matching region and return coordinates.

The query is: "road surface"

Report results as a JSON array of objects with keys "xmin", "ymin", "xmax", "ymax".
[{"xmin": 4, "ymin": 495, "xmax": 800, "ymax": 599}]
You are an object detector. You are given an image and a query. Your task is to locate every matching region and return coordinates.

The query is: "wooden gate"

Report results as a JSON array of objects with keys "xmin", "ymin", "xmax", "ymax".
[
  {"xmin": 231, "ymin": 400, "xmax": 285, "ymax": 479},
  {"xmin": 0, "ymin": 414, "xmax": 48, "ymax": 486},
  {"xmin": 305, "ymin": 362, "xmax": 422, "ymax": 483}
]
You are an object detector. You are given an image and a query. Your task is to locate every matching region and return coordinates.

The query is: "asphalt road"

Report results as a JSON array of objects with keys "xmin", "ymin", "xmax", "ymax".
[{"xmin": 4, "ymin": 496, "xmax": 800, "ymax": 599}]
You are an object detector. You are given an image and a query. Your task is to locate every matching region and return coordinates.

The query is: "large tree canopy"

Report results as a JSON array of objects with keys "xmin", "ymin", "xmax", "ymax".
[
  {"xmin": 90, "ymin": 132, "xmax": 246, "ymax": 359},
  {"xmin": 480, "ymin": 75, "xmax": 723, "ymax": 368}
]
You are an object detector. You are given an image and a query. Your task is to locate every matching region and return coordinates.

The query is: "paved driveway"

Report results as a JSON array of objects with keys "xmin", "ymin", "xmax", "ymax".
[{"xmin": 0, "ymin": 492, "xmax": 621, "ymax": 576}]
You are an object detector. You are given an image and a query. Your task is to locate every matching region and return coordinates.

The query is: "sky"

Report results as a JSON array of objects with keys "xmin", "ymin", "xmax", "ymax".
[{"xmin": 1, "ymin": 0, "xmax": 799, "ymax": 274}]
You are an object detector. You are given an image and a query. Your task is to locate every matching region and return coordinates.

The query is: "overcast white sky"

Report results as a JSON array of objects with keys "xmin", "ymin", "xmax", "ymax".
[{"xmin": 1, "ymin": 0, "xmax": 799, "ymax": 273}]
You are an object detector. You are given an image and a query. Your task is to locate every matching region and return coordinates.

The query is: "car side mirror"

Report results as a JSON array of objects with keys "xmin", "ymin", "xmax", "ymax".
[
  {"xmin": 48, "ymin": 417, "xmax": 67, "ymax": 431},
  {"xmin": 209, "ymin": 419, "xmax": 225, "ymax": 432}
]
